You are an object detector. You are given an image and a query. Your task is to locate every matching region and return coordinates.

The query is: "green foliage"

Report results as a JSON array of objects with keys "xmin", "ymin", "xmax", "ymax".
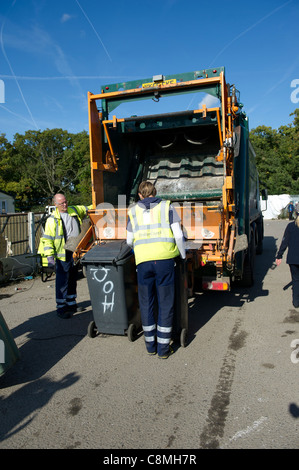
[
  {"xmin": 250, "ymin": 109, "xmax": 299, "ymax": 195},
  {"xmin": 0, "ymin": 129, "xmax": 91, "ymax": 211},
  {"xmin": 0, "ymin": 109, "xmax": 298, "ymax": 210}
]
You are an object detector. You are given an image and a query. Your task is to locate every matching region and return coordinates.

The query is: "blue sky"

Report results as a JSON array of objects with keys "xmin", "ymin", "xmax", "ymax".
[{"xmin": 0, "ymin": 0, "xmax": 298, "ymax": 143}]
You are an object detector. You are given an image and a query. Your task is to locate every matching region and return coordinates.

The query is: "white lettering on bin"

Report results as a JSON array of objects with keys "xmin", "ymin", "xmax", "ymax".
[{"xmin": 90, "ymin": 267, "xmax": 115, "ymax": 314}]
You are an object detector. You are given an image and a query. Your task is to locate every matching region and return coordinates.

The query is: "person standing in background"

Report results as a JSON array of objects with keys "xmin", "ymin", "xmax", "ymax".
[
  {"xmin": 276, "ymin": 216, "xmax": 299, "ymax": 309},
  {"xmin": 39, "ymin": 193, "xmax": 92, "ymax": 319},
  {"xmin": 287, "ymin": 201, "xmax": 294, "ymax": 220}
]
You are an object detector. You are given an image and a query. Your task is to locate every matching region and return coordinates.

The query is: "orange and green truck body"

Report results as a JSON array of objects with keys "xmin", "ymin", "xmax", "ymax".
[{"xmin": 76, "ymin": 67, "xmax": 265, "ymax": 291}]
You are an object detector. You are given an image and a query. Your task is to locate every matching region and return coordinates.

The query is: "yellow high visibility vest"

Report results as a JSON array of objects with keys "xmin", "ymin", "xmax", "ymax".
[
  {"xmin": 128, "ymin": 200, "xmax": 179, "ymax": 265},
  {"xmin": 38, "ymin": 205, "xmax": 91, "ymax": 263}
]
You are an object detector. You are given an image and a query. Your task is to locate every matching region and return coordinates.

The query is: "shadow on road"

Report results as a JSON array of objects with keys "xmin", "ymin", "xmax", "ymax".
[
  {"xmin": 187, "ymin": 234, "xmax": 280, "ymax": 345},
  {"xmin": 0, "ymin": 372, "xmax": 79, "ymax": 442},
  {"xmin": 1, "ymin": 299, "xmax": 92, "ymax": 388},
  {"xmin": 0, "ymin": 297, "xmax": 92, "ymax": 443},
  {"xmin": 0, "ymin": 230, "xmax": 288, "ymax": 444},
  {"xmin": 289, "ymin": 403, "xmax": 299, "ymax": 418}
]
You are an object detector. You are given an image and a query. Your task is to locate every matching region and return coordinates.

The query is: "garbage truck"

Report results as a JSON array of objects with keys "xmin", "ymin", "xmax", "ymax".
[{"xmin": 75, "ymin": 66, "xmax": 266, "ymax": 340}]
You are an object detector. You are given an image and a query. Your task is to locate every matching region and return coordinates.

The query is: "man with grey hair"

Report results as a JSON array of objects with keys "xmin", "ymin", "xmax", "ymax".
[{"xmin": 39, "ymin": 193, "xmax": 92, "ymax": 319}]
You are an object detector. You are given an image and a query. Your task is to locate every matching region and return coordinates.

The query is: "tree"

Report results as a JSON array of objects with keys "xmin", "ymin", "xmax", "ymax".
[
  {"xmin": 62, "ymin": 131, "xmax": 91, "ymax": 206},
  {"xmin": 250, "ymin": 109, "xmax": 299, "ymax": 194},
  {"xmin": 10, "ymin": 129, "xmax": 91, "ymax": 211},
  {"xmin": 0, "ymin": 134, "xmax": 14, "ymax": 190},
  {"xmin": 2, "ymin": 107, "xmax": 298, "ymax": 211}
]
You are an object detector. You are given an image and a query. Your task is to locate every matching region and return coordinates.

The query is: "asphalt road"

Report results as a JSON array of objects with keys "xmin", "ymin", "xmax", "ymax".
[{"xmin": 0, "ymin": 219, "xmax": 298, "ymax": 450}]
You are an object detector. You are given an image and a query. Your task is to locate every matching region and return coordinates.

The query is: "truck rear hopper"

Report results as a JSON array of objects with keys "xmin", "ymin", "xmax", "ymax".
[{"xmin": 75, "ymin": 67, "xmax": 264, "ymax": 292}]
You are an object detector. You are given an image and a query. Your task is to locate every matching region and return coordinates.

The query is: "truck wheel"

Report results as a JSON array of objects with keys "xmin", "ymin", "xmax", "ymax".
[
  {"xmin": 256, "ymin": 218, "xmax": 264, "ymax": 255},
  {"xmin": 241, "ymin": 255, "xmax": 254, "ymax": 287},
  {"xmin": 240, "ymin": 228, "xmax": 255, "ymax": 287},
  {"xmin": 87, "ymin": 320, "xmax": 97, "ymax": 338}
]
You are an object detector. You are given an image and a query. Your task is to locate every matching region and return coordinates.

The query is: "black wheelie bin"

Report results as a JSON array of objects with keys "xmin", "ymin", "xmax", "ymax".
[{"xmin": 81, "ymin": 241, "xmax": 141, "ymax": 341}]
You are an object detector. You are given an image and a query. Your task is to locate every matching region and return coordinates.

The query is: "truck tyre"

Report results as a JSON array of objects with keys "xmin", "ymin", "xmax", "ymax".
[
  {"xmin": 240, "ymin": 228, "xmax": 256, "ymax": 287},
  {"xmin": 241, "ymin": 255, "xmax": 253, "ymax": 287},
  {"xmin": 256, "ymin": 217, "xmax": 264, "ymax": 255}
]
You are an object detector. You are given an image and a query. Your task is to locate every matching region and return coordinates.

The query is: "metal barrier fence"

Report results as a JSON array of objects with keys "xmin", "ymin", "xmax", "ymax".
[
  {"xmin": 0, "ymin": 212, "xmax": 46, "ymax": 257},
  {"xmin": 0, "ymin": 212, "xmax": 50, "ymax": 283}
]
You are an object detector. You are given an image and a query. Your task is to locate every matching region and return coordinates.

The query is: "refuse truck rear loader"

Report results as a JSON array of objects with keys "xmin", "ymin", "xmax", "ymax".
[{"xmin": 75, "ymin": 67, "xmax": 266, "ymax": 338}]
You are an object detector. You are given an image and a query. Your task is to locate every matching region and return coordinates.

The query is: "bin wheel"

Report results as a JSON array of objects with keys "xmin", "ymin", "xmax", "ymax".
[
  {"xmin": 127, "ymin": 323, "xmax": 137, "ymax": 342},
  {"xmin": 87, "ymin": 321, "xmax": 97, "ymax": 338},
  {"xmin": 180, "ymin": 328, "xmax": 188, "ymax": 348}
]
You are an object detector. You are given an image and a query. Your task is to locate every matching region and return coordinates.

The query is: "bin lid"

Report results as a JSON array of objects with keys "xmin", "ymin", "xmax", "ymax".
[{"xmin": 81, "ymin": 240, "xmax": 133, "ymax": 264}]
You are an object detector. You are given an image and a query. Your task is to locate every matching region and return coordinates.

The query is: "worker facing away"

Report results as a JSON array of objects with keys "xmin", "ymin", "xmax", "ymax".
[
  {"xmin": 127, "ymin": 181, "xmax": 186, "ymax": 359},
  {"xmin": 39, "ymin": 193, "xmax": 92, "ymax": 319},
  {"xmin": 276, "ymin": 215, "xmax": 299, "ymax": 309}
]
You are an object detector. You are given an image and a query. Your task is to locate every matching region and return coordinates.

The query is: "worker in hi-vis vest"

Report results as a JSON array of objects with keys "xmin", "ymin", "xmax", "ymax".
[
  {"xmin": 38, "ymin": 193, "xmax": 92, "ymax": 319},
  {"xmin": 127, "ymin": 181, "xmax": 186, "ymax": 359}
]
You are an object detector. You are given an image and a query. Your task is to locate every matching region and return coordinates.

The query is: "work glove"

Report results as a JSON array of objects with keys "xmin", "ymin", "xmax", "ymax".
[{"xmin": 47, "ymin": 256, "xmax": 55, "ymax": 266}]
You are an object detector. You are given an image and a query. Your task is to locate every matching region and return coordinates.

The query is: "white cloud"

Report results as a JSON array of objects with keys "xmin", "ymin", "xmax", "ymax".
[
  {"xmin": 61, "ymin": 13, "xmax": 73, "ymax": 23},
  {"xmin": 198, "ymin": 94, "xmax": 220, "ymax": 109}
]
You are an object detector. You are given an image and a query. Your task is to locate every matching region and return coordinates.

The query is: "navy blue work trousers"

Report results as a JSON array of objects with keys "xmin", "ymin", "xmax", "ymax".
[
  {"xmin": 55, "ymin": 251, "xmax": 78, "ymax": 314},
  {"xmin": 289, "ymin": 264, "xmax": 299, "ymax": 308},
  {"xmin": 137, "ymin": 258, "xmax": 175, "ymax": 356}
]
